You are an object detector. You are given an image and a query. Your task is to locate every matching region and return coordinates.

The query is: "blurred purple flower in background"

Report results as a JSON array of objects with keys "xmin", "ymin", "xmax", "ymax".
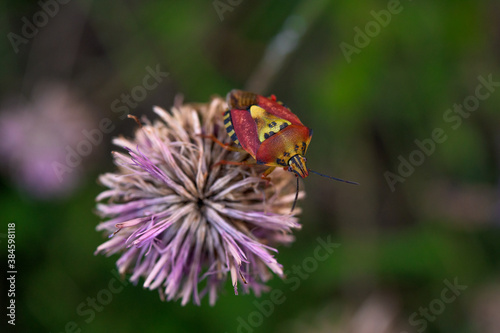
[
  {"xmin": 0, "ymin": 83, "xmax": 94, "ymax": 199},
  {"xmin": 95, "ymin": 97, "xmax": 302, "ymax": 305}
]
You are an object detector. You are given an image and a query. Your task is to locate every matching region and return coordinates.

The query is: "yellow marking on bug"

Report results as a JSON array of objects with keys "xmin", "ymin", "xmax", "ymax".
[
  {"xmin": 223, "ymin": 111, "xmax": 231, "ymax": 125},
  {"xmin": 227, "ymin": 129, "xmax": 239, "ymax": 145},
  {"xmin": 223, "ymin": 110, "xmax": 241, "ymax": 146},
  {"xmin": 249, "ymin": 105, "xmax": 291, "ymax": 142}
]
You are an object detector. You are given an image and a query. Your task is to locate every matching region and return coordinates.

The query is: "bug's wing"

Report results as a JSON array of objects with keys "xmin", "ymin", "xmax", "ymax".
[
  {"xmin": 256, "ymin": 95, "xmax": 304, "ymax": 126},
  {"xmin": 229, "ymin": 109, "xmax": 261, "ymax": 159},
  {"xmin": 256, "ymin": 124, "xmax": 312, "ymax": 166}
]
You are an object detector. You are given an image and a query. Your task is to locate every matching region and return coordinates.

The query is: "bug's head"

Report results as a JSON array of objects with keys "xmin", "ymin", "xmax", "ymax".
[{"xmin": 288, "ymin": 155, "xmax": 309, "ymax": 178}]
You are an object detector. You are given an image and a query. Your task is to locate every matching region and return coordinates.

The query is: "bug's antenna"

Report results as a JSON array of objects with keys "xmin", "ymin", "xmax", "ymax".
[
  {"xmin": 290, "ymin": 176, "xmax": 299, "ymax": 213},
  {"xmin": 309, "ymin": 169, "xmax": 359, "ymax": 185}
]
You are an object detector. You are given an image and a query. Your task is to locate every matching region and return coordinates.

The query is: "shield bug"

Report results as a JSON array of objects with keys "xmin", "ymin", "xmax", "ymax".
[{"xmin": 208, "ymin": 89, "xmax": 358, "ymax": 211}]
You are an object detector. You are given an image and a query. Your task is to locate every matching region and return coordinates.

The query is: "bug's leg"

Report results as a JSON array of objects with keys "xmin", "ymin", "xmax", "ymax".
[
  {"xmin": 260, "ymin": 166, "xmax": 276, "ymax": 184},
  {"xmin": 214, "ymin": 160, "xmax": 256, "ymax": 168},
  {"xmin": 216, "ymin": 162, "xmax": 275, "ymax": 185},
  {"xmin": 197, "ymin": 134, "xmax": 246, "ymax": 153}
]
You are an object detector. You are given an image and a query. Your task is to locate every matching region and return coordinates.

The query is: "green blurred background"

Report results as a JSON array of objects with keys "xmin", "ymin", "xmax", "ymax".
[{"xmin": 1, "ymin": 0, "xmax": 500, "ymax": 332}]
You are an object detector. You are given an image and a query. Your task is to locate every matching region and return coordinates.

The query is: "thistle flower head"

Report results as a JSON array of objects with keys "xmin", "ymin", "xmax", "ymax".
[{"xmin": 95, "ymin": 96, "xmax": 303, "ymax": 305}]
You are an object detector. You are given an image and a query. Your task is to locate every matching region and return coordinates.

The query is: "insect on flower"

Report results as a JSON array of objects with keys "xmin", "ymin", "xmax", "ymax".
[
  {"xmin": 206, "ymin": 90, "xmax": 358, "ymax": 211},
  {"xmin": 95, "ymin": 98, "xmax": 302, "ymax": 305}
]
